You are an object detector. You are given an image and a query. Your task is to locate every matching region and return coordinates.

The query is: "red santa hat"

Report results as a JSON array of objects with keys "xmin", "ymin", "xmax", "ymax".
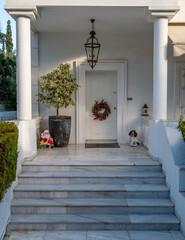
[{"xmin": 42, "ymin": 129, "xmax": 49, "ymax": 133}]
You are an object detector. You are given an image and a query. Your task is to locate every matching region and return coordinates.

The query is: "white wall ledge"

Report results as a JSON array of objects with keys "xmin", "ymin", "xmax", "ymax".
[
  {"xmin": 4, "ymin": 0, "xmax": 179, "ymax": 9},
  {"xmin": 159, "ymin": 120, "xmax": 185, "ymax": 234},
  {"xmin": 163, "ymin": 121, "xmax": 185, "ymax": 165}
]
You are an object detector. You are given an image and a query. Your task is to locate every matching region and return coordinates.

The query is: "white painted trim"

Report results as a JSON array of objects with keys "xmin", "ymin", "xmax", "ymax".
[
  {"xmin": 173, "ymin": 61, "xmax": 185, "ymax": 120},
  {"xmin": 76, "ymin": 60, "xmax": 127, "ymax": 144}
]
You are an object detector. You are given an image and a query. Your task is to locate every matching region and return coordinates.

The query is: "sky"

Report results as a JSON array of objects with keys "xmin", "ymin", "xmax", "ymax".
[{"xmin": 0, "ymin": 0, "xmax": 16, "ymax": 49}]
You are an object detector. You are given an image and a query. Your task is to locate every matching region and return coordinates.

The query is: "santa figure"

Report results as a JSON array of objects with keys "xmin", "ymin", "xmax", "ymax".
[{"xmin": 39, "ymin": 129, "xmax": 54, "ymax": 147}]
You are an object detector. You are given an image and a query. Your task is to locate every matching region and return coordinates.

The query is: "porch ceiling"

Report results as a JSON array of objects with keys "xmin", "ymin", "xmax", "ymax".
[{"xmin": 32, "ymin": 6, "xmax": 153, "ymax": 33}]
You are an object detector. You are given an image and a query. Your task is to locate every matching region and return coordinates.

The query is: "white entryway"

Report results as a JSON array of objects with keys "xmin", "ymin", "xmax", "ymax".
[
  {"xmin": 85, "ymin": 70, "xmax": 117, "ymax": 141},
  {"xmin": 77, "ymin": 61, "xmax": 127, "ymax": 144}
]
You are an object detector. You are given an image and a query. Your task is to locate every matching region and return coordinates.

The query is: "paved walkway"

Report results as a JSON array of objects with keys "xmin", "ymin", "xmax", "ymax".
[{"xmin": 9, "ymin": 145, "xmax": 185, "ymax": 239}]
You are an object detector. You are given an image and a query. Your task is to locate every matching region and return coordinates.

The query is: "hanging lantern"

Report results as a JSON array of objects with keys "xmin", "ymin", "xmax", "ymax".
[
  {"xmin": 142, "ymin": 104, "xmax": 149, "ymax": 116},
  {"xmin": 85, "ymin": 19, "xmax": 101, "ymax": 69}
]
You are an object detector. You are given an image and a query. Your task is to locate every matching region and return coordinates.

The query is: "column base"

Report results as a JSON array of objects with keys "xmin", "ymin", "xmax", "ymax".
[
  {"xmin": 148, "ymin": 119, "xmax": 161, "ymax": 160},
  {"xmin": 15, "ymin": 119, "xmax": 37, "ymax": 159}
]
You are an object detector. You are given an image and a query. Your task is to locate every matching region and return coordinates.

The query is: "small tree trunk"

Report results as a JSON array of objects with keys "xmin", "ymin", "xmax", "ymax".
[{"xmin": 57, "ymin": 108, "xmax": 59, "ymax": 117}]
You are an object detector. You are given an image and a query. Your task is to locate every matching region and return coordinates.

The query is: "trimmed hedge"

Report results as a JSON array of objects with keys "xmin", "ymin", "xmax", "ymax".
[
  {"xmin": 0, "ymin": 122, "xmax": 18, "ymax": 202},
  {"xmin": 178, "ymin": 115, "xmax": 185, "ymax": 141}
]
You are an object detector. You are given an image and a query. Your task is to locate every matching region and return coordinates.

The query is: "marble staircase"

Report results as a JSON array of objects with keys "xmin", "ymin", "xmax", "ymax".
[{"xmin": 9, "ymin": 148, "xmax": 180, "ymax": 231}]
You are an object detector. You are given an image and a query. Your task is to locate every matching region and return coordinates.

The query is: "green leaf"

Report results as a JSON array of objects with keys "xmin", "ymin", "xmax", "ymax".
[{"xmin": 37, "ymin": 63, "xmax": 80, "ymax": 115}]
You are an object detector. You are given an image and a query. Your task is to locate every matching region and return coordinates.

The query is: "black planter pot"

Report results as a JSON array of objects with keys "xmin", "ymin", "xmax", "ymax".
[{"xmin": 49, "ymin": 116, "xmax": 71, "ymax": 147}]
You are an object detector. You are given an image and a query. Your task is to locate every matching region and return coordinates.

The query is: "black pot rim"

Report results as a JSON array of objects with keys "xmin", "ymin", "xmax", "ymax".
[{"xmin": 49, "ymin": 115, "xmax": 71, "ymax": 119}]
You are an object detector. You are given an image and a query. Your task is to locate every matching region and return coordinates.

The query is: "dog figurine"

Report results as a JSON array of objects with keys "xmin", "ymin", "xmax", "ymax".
[{"xmin": 129, "ymin": 130, "xmax": 140, "ymax": 147}]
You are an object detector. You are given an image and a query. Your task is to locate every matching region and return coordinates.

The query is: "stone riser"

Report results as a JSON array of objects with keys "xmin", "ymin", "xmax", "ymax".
[
  {"xmin": 22, "ymin": 165, "xmax": 162, "ymax": 173},
  {"xmin": 18, "ymin": 177, "xmax": 165, "ymax": 185},
  {"xmin": 14, "ymin": 191, "xmax": 169, "ymax": 199},
  {"xmin": 9, "ymin": 223, "xmax": 180, "ymax": 231},
  {"xmin": 11, "ymin": 206, "xmax": 174, "ymax": 214}
]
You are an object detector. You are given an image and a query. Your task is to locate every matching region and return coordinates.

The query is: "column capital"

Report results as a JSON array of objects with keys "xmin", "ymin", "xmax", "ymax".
[
  {"xmin": 4, "ymin": 6, "xmax": 39, "ymax": 21},
  {"xmin": 144, "ymin": 7, "xmax": 179, "ymax": 22}
]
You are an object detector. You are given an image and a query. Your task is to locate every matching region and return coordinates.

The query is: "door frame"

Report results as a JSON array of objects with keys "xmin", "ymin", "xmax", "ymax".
[{"xmin": 76, "ymin": 60, "xmax": 127, "ymax": 144}]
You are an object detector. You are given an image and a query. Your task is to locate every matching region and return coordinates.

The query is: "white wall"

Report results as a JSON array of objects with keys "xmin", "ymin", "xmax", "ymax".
[
  {"xmin": 159, "ymin": 121, "xmax": 185, "ymax": 234},
  {"xmin": 39, "ymin": 32, "xmax": 153, "ymax": 143},
  {"xmin": 0, "ymin": 188, "xmax": 11, "ymax": 240}
]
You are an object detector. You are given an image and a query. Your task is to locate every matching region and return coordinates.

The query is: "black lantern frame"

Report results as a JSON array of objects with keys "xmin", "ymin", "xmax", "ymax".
[{"xmin": 85, "ymin": 19, "xmax": 101, "ymax": 69}]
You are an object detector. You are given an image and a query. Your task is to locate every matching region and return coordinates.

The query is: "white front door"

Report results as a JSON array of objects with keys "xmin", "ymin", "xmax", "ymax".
[{"xmin": 85, "ymin": 70, "xmax": 117, "ymax": 140}]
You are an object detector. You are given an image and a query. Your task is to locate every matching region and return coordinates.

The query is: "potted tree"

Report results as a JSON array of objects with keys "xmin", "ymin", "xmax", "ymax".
[{"xmin": 38, "ymin": 64, "xmax": 79, "ymax": 147}]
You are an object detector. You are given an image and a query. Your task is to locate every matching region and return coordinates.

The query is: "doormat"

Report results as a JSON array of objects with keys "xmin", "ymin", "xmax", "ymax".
[{"xmin": 85, "ymin": 143, "xmax": 120, "ymax": 148}]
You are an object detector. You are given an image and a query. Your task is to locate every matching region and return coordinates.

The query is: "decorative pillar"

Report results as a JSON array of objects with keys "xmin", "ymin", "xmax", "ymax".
[
  {"xmin": 16, "ymin": 17, "xmax": 32, "ymax": 120},
  {"xmin": 153, "ymin": 17, "xmax": 168, "ymax": 120},
  {"xmin": 149, "ymin": 16, "xmax": 168, "ymax": 159}
]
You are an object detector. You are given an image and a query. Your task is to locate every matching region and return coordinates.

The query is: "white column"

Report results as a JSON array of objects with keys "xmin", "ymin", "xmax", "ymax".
[
  {"xmin": 149, "ymin": 17, "xmax": 168, "ymax": 159},
  {"xmin": 16, "ymin": 17, "xmax": 32, "ymax": 120},
  {"xmin": 153, "ymin": 17, "xmax": 168, "ymax": 120}
]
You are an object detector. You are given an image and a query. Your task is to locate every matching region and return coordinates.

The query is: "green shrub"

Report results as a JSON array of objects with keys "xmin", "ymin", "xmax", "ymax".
[
  {"xmin": 178, "ymin": 115, "xmax": 185, "ymax": 141},
  {"xmin": 0, "ymin": 122, "xmax": 18, "ymax": 202}
]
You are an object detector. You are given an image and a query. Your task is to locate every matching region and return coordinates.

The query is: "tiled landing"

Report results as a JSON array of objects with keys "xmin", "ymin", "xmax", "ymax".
[{"xmin": 10, "ymin": 230, "xmax": 185, "ymax": 240}]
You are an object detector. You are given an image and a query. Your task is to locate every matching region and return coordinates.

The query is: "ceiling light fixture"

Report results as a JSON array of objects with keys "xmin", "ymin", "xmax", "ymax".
[{"xmin": 85, "ymin": 19, "xmax": 101, "ymax": 69}]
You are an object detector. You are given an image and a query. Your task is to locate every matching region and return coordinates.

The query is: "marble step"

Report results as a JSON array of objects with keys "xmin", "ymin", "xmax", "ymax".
[
  {"xmin": 9, "ymin": 213, "xmax": 180, "ymax": 231},
  {"xmin": 22, "ymin": 165, "xmax": 162, "ymax": 173},
  {"xmin": 13, "ymin": 184, "xmax": 169, "ymax": 199},
  {"xmin": 11, "ymin": 198, "xmax": 174, "ymax": 214},
  {"xmin": 18, "ymin": 171, "xmax": 165, "ymax": 184}
]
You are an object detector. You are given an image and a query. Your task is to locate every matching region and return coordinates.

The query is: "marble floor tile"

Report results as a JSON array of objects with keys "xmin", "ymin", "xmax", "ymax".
[
  {"xmin": 129, "ymin": 231, "xmax": 174, "ymax": 240},
  {"xmin": 127, "ymin": 198, "xmax": 173, "ymax": 207},
  {"xmin": 129, "ymin": 214, "xmax": 179, "ymax": 224},
  {"xmin": 44, "ymin": 231, "xmax": 87, "ymax": 240},
  {"xmin": 78, "ymin": 214, "xmax": 130, "ymax": 223},
  {"xmin": 87, "ymin": 230, "xmax": 130, "ymax": 240},
  {"xmin": 25, "ymin": 145, "xmax": 150, "ymax": 166},
  {"xmin": 11, "ymin": 230, "xmax": 45, "ymax": 240},
  {"xmin": 125, "ymin": 184, "xmax": 168, "ymax": 192}
]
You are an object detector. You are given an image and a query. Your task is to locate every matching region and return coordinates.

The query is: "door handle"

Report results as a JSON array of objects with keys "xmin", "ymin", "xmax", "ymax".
[{"xmin": 114, "ymin": 107, "xmax": 117, "ymax": 110}]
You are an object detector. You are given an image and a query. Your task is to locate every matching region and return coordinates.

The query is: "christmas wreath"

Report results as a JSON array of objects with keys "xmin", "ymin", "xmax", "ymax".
[{"xmin": 92, "ymin": 100, "xmax": 111, "ymax": 121}]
